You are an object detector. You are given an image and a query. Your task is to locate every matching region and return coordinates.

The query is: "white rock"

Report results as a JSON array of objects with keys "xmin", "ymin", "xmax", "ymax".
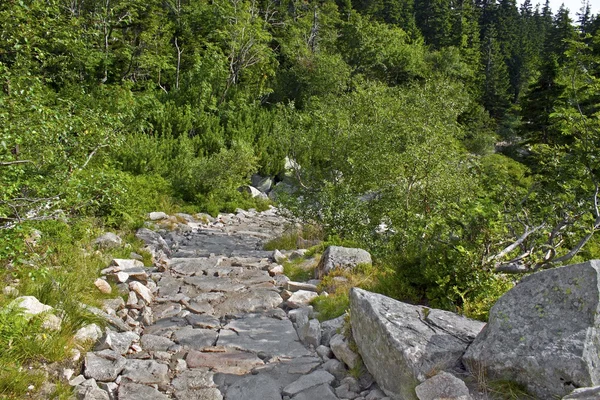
[
  {"xmin": 63, "ymin": 368, "xmax": 75, "ymax": 381},
  {"xmin": 74, "ymin": 324, "xmax": 102, "ymax": 344},
  {"xmin": 129, "ymin": 281, "xmax": 153, "ymax": 304},
  {"xmin": 272, "ymin": 250, "xmax": 287, "ymax": 263},
  {"xmin": 93, "ymin": 233, "xmax": 122, "ymax": 249},
  {"xmin": 268, "ymin": 264, "xmax": 284, "ymax": 276},
  {"xmin": 41, "ymin": 314, "xmax": 62, "ymax": 331},
  {"xmin": 149, "ymin": 212, "xmax": 168, "ymax": 221},
  {"xmin": 110, "ymin": 258, "xmax": 145, "ymax": 271},
  {"xmin": 9, "ymin": 296, "xmax": 53, "ymax": 317},
  {"xmin": 287, "ymin": 290, "xmax": 318, "ymax": 309},
  {"xmin": 115, "ymin": 272, "xmax": 129, "ymax": 283},
  {"xmin": 126, "ymin": 291, "xmax": 138, "ymax": 307},
  {"xmin": 3, "ymin": 286, "xmax": 18, "ymax": 297},
  {"xmin": 94, "ymin": 278, "xmax": 112, "ymax": 294}
]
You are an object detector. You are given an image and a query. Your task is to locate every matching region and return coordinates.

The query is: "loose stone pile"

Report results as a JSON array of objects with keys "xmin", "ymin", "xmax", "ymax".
[{"xmin": 72, "ymin": 207, "xmax": 388, "ymax": 400}]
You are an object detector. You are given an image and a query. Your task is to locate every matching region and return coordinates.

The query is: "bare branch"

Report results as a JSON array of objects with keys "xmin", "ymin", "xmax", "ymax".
[
  {"xmin": 0, "ymin": 160, "xmax": 34, "ymax": 166},
  {"xmin": 81, "ymin": 144, "xmax": 109, "ymax": 170},
  {"xmin": 487, "ymin": 223, "xmax": 545, "ymax": 264}
]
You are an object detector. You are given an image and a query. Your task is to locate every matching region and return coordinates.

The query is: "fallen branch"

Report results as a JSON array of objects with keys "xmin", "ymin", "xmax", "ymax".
[{"xmin": 0, "ymin": 160, "xmax": 34, "ymax": 166}]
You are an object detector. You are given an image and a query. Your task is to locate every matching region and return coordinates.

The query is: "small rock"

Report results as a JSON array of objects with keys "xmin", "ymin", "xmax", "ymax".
[
  {"xmin": 282, "ymin": 370, "xmax": 335, "ymax": 397},
  {"xmin": 121, "ymin": 359, "xmax": 169, "ymax": 385},
  {"xmin": 287, "ymin": 281, "xmax": 318, "ymax": 292},
  {"xmin": 127, "ymin": 291, "xmax": 139, "ymax": 307},
  {"xmin": 93, "ymin": 233, "xmax": 122, "ymax": 249},
  {"xmin": 95, "ymin": 329, "xmax": 139, "ymax": 355},
  {"xmin": 287, "ymin": 290, "xmax": 318, "ymax": 309},
  {"xmin": 84, "ymin": 350, "xmax": 127, "ymax": 382},
  {"xmin": 63, "ymin": 368, "xmax": 75, "ymax": 381},
  {"xmin": 322, "ymin": 358, "xmax": 348, "ymax": 380},
  {"xmin": 102, "ymin": 298, "xmax": 125, "ymax": 312},
  {"xmin": 414, "ymin": 372, "xmax": 472, "ymax": 400},
  {"xmin": 3, "ymin": 285, "xmax": 18, "ymax": 297},
  {"xmin": 316, "ymin": 345, "xmax": 333, "ymax": 360},
  {"xmin": 316, "ymin": 246, "xmax": 372, "ymax": 278},
  {"xmin": 97, "ymin": 382, "xmax": 118, "ymax": 400},
  {"xmin": 272, "ymin": 250, "xmax": 287, "ymax": 263},
  {"xmin": 41, "ymin": 314, "xmax": 62, "ymax": 331},
  {"xmin": 117, "ymin": 380, "xmax": 169, "ymax": 400},
  {"xmin": 94, "ymin": 278, "xmax": 112, "ymax": 294},
  {"xmin": 330, "ymin": 334, "xmax": 360, "ymax": 369},
  {"xmin": 268, "ymin": 264, "xmax": 284, "ymax": 276},
  {"xmin": 69, "ymin": 375, "xmax": 86, "ymax": 386},
  {"xmin": 140, "ymin": 334, "xmax": 177, "ymax": 352},
  {"xmin": 75, "ymin": 324, "xmax": 103, "ymax": 344},
  {"xmin": 9, "ymin": 296, "xmax": 52, "ymax": 317},
  {"xmin": 129, "ymin": 281, "xmax": 153, "ymax": 304},
  {"xmin": 336, "ymin": 383, "xmax": 359, "ymax": 400},
  {"xmin": 114, "ymin": 272, "xmax": 129, "ymax": 283},
  {"xmin": 149, "ymin": 212, "xmax": 169, "ymax": 221}
]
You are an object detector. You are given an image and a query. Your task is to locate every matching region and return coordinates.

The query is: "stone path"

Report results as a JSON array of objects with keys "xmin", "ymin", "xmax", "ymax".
[{"xmin": 75, "ymin": 207, "xmax": 388, "ymax": 400}]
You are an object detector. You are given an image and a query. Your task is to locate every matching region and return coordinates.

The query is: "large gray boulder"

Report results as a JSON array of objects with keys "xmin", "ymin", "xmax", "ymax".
[
  {"xmin": 463, "ymin": 260, "xmax": 600, "ymax": 399},
  {"xmin": 316, "ymin": 246, "xmax": 372, "ymax": 278},
  {"xmin": 350, "ymin": 288, "xmax": 484, "ymax": 400}
]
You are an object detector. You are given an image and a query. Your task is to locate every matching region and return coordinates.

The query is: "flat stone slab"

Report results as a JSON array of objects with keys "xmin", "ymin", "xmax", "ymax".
[
  {"xmin": 186, "ymin": 314, "xmax": 221, "ymax": 329},
  {"xmin": 184, "ymin": 276, "xmax": 246, "ymax": 293},
  {"xmin": 290, "ymin": 383, "xmax": 339, "ymax": 400},
  {"xmin": 141, "ymin": 334, "xmax": 177, "ymax": 351},
  {"xmin": 186, "ymin": 348, "xmax": 264, "ymax": 374},
  {"xmin": 169, "ymin": 258, "xmax": 222, "ymax": 276},
  {"xmin": 282, "ymin": 370, "xmax": 335, "ymax": 396},
  {"xmin": 172, "ymin": 369, "xmax": 223, "ymax": 400},
  {"xmin": 224, "ymin": 374, "xmax": 283, "ymax": 400},
  {"xmin": 172, "ymin": 326, "xmax": 218, "ymax": 349},
  {"xmin": 211, "ymin": 289, "xmax": 283, "ymax": 316},
  {"xmin": 217, "ymin": 314, "xmax": 312, "ymax": 358},
  {"xmin": 117, "ymin": 380, "xmax": 169, "ymax": 400},
  {"xmin": 121, "ymin": 359, "xmax": 169, "ymax": 384}
]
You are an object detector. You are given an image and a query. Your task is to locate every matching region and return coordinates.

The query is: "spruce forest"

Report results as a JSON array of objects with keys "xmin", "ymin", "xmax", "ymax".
[{"xmin": 0, "ymin": 0, "xmax": 599, "ymax": 396}]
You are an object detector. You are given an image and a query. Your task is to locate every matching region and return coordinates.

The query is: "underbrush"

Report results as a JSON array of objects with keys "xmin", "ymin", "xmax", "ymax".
[
  {"xmin": 264, "ymin": 223, "xmax": 324, "ymax": 251},
  {"xmin": 282, "ymin": 258, "xmax": 315, "ymax": 282},
  {"xmin": 0, "ymin": 216, "xmax": 153, "ymax": 398}
]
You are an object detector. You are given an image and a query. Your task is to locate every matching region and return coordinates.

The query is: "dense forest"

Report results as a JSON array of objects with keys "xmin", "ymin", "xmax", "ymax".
[{"xmin": 0, "ymin": 0, "xmax": 599, "ymax": 394}]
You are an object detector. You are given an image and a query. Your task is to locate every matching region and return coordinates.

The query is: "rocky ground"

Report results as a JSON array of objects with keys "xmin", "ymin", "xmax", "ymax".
[{"xmin": 74, "ymin": 207, "xmax": 388, "ymax": 400}]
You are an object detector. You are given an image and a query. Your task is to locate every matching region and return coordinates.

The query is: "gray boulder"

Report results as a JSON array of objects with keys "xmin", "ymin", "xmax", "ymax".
[
  {"xmin": 316, "ymin": 246, "xmax": 372, "ymax": 278},
  {"xmin": 93, "ymin": 233, "xmax": 122, "ymax": 249},
  {"xmin": 414, "ymin": 372, "xmax": 472, "ymax": 400},
  {"xmin": 135, "ymin": 228, "xmax": 171, "ymax": 257},
  {"xmin": 239, "ymin": 185, "xmax": 268, "ymax": 200},
  {"xmin": 350, "ymin": 288, "xmax": 484, "ymax": 400},
  {"xmin": 563, "ymin": 386, "xmax": 600, "ymax": 399},
  {"xmin": 463, "ymin": 260, "xmax": 600, "ymax": 399},
  {"xmin": 251, "ymin": 175, "xmax": 273, "ymax": 193}
]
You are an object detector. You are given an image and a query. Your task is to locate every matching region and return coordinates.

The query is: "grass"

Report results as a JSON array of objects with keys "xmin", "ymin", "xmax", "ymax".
[
  {"xmin": 311, "ymin": 293, "xmax": 350, "ymax": 321},
  {"xmin": 282, "ymin": 258, "xmax": 316, "ymax": 282},
  {"xmin": 486, "ymin": 380, "xmax": 536, "ymax": 400},
  {"xmin": 264, "ymin": 223, "xmax": 324, "ymax": 251},
  {"xmin": 0, "ymin": 216, "xmax": 155, "ymax": 399}
]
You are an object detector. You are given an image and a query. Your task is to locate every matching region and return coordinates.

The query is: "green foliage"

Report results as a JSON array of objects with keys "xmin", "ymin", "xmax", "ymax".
[
  {"xmin": 282, "ymin": 259, "xmax": 315, "ymax": 282},
  {"xmin": 312, "ymin": 293, "xmax": 350, "ymax": 321}
]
